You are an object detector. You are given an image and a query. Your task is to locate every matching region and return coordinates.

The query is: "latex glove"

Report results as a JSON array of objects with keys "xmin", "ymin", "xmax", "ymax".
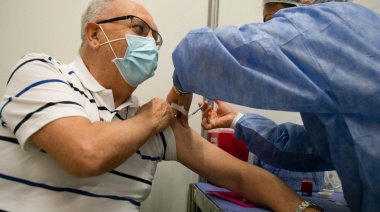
[{"xmin": 201, "ymin": 100, "xmax": 238, "ymax": 130}]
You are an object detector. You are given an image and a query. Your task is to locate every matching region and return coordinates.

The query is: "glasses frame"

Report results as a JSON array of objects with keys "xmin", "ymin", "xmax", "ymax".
[{"xmin": 97, "ymin": 15, "xmax": 163, "ymax": 49}]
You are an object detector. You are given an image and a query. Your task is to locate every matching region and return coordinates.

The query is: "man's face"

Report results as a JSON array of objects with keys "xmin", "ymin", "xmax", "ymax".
[
  {"xmin": 81, "ymin": 0, "xmax": 160, "ymax": 91},
  {"xmin": 96, "ymin": 0, "xmax": 159, "ymax": 59}
]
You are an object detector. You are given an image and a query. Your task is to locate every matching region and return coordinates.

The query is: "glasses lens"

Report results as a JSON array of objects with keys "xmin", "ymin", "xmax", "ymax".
[
  {"xmin": 152, "ymin": 31, "xmax": 163, "ymax": 50},
  {"xmin": 130, "ymin": 17, "xmax": 150, "ymax": 37},
  {"xmin": 129, "ymin": 16, "xmax": 162, "ymax": 50}
]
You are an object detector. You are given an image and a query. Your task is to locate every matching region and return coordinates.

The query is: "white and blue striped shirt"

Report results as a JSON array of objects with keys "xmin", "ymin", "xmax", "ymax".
[{"xmin": 0, "ymin": 53, "xmax": 176, "ymax": 211}]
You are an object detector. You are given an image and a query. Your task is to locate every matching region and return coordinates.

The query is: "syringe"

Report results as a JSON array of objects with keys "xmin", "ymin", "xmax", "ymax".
[{"xmin": 189, "ymin": 99, "xmax": 212, "ymax": 117}]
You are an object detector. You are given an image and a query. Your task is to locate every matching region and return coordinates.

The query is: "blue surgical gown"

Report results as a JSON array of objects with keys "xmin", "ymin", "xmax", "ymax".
[{"xmin": 172, "ymin": 3, "xmax": 380, "ymax": 212}]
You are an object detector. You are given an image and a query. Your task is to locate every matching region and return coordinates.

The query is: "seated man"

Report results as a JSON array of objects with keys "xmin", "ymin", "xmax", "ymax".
[{"xmin": 0, "ymin": 0, "xmax": 317, "ymax": 211}]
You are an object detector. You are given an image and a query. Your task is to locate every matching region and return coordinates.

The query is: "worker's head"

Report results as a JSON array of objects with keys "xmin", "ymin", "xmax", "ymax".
[
  {"xmin": 263, "ymin": 0, "xmax": 353, "ymax": 22},
  {"xmin": 80, "ymin": 0, "xmax": 162, "ymax": 90},
  {"xmin": 263, "ymin": 1, "xmax": 297, "ymax": 22}
]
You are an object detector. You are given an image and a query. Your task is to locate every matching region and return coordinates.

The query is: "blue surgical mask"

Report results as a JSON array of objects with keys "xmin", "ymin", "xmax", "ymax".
[{"xmin": 99, "ymin": 26, "xmax": 158, "ymax": 87}]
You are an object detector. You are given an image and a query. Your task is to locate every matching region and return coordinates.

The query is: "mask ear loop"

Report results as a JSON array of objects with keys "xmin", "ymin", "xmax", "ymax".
[{"xmin": 98, "ymin": 25, "xmax": 119, "ymax": 59}]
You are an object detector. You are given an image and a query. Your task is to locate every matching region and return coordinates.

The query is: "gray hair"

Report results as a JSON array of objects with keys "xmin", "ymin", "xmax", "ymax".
[{"xmin": 80, "ymin": 0, "xmax": 117, "ymax": 50}]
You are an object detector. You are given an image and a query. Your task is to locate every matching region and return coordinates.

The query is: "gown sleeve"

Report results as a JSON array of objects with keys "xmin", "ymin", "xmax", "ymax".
[
  {"xmin": 234, "ymin": 113, "xmax": 333, "ymax": 171},
  {"xmin": 172, "ymin": 14, "xmax": 337, "ymax": 113},
  {"xmin": 172, "ymin": 3, "xmax": 380, "ymax": 114}
]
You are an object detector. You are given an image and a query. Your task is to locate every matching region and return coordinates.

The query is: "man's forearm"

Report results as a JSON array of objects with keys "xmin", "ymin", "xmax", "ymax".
[{"xmin": 172, "ymin": 119, "xmax": 305, "ymax": 211}]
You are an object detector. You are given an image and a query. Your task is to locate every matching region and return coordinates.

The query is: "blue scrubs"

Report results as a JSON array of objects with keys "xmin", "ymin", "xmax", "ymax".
[{"xmin": 172, "ymin": 3, "xmax": 380, "ymax": 212}]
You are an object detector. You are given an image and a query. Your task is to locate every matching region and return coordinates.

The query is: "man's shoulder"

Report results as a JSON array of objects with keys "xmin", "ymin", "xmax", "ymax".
[
  {"xmin": 281, "ymin": 2, "xmax": 372, "ymax": 18},
  {"xmin": 18, "ymin": 53, "xmax": 54, "ymax": 62},
  {"xmin": 14, "ymin": 53, "xmax": 72, "ymax": 73},
  {"xmin": 276, "ymin": 2, "xmax": 377, "ymax": 35}
]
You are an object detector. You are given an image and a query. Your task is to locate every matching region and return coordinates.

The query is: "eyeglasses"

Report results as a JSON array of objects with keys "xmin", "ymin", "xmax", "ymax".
[{"xmin": 97, "ymin": 15, "xmax": 163, "ymax": 50}]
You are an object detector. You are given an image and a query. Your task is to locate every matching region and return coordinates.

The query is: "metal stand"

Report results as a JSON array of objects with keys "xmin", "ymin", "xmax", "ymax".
[{"xmin": 199, "ymin": 0, "xmax": 220, "ymax": 183}]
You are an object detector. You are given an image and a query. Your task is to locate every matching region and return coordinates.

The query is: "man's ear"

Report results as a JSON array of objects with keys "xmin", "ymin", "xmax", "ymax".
[{"xmin": 85, "ymin": 22, "xmax": 101, "ymax": 49}]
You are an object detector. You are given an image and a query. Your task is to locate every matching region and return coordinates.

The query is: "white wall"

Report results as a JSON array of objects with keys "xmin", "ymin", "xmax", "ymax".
[{"xmin": 0, "ymin": 0, "xmax": 378, "ymax": 212}]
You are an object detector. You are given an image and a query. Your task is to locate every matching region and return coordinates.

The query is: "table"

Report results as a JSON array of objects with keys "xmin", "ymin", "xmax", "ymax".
[{"xmin": 188, "ymin": 182, "xmax": 351, "ymax": 212}]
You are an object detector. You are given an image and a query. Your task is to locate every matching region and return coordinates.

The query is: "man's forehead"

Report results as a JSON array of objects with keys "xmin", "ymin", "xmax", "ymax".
[
  {"xmin": 104, "ymin": 1, "xmax": 146, "ymax": 16},
  {"xmin": 102, "ymin": 1, "xmax": 154, "ymax": 25}
]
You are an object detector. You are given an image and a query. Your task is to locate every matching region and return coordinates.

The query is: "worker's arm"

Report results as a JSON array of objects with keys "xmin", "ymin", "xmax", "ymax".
[
  {"xmin": 200, "ymin": 100, "xmax": 332, "ymax": 172},
  {"xmin": 235, "ymin": 113, "xmax": 334, "ymax": 172},
  {"xmin": 30, "ymin": 98, "xmax": 174, "ymax": 178},
  {"xmin": 172, "ymin": 119, "xmax": 317, "ymax": 212},
  {"xmin": 172, "ymin": 20, "xmax": 337, "ymax": 113}
]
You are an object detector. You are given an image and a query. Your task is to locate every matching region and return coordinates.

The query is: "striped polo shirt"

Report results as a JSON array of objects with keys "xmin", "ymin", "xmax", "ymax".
[{"xmin": 0, "ymin": 53, "xmax": 176, "ymax": 211}]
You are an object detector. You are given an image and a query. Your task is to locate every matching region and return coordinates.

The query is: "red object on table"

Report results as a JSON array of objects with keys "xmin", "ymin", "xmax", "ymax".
[
  {"xmin": 208, "ymin": 129, "xmax": 249, "ymax": 162},
  {"xmin": 206, "ymin": 191, "xmax": 255, "ymax": 207},
  {"xmin": 301, "ymin": 180, "xmax": 313, "ymax": 196}
]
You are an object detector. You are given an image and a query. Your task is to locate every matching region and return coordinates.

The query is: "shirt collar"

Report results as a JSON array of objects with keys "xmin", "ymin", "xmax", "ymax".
[
  {"xmin": 69, "ymin": 56, "xmax": 106, "ymax": 93},
  {"xmin": 68, "ymin": 56, "xmax": 140, "ymax": 109}
]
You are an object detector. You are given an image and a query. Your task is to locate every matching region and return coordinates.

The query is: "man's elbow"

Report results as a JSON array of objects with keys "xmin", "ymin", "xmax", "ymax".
[
  {"xmin": 63, "ymin": 157, "xmax": 107, "ymax": 178},
  {"xmin": 58, "ymin": 144, "xmax": 111, "ymax": 178}
]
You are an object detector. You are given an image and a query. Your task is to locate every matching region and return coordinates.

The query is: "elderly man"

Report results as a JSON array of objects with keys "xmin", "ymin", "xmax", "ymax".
[
  {"xmin": 168, "ymin": 0, "xmax": 380, "ymax": 211},
  {"xmin": 0, "ymin": 0, "xmax": 316, "ymax": 211}
]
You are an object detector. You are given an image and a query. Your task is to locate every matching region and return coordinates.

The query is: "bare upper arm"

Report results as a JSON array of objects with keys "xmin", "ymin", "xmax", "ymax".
[
  {"xmin": 31, "ymin": 116, "xmax": 91, "ymax": 150},
  {"xmin": 29, "ymin": 113, "xmax": 158, "ymax": 177},
  {"xmin": 30, "ymin": 116, "xmax": 98, "ymax": 176}
]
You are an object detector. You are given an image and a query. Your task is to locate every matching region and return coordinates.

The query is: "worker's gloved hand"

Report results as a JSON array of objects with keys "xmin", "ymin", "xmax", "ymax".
[
  {"xmin": 201, "ymin": 100, "xmax": 238, "ymax": 130},
  {"xmin": 136, "ymin": 97, "xmax": 176, "ymax": 134},
  {"xmin": 166, "ymin": 86, "xmax": 193, "ymax": 128}
]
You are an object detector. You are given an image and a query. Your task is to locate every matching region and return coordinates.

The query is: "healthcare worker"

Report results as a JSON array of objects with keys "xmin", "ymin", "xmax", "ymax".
[{"xmin": 167, "ymin": 0, "xmax": 380, "ymax": 211}]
